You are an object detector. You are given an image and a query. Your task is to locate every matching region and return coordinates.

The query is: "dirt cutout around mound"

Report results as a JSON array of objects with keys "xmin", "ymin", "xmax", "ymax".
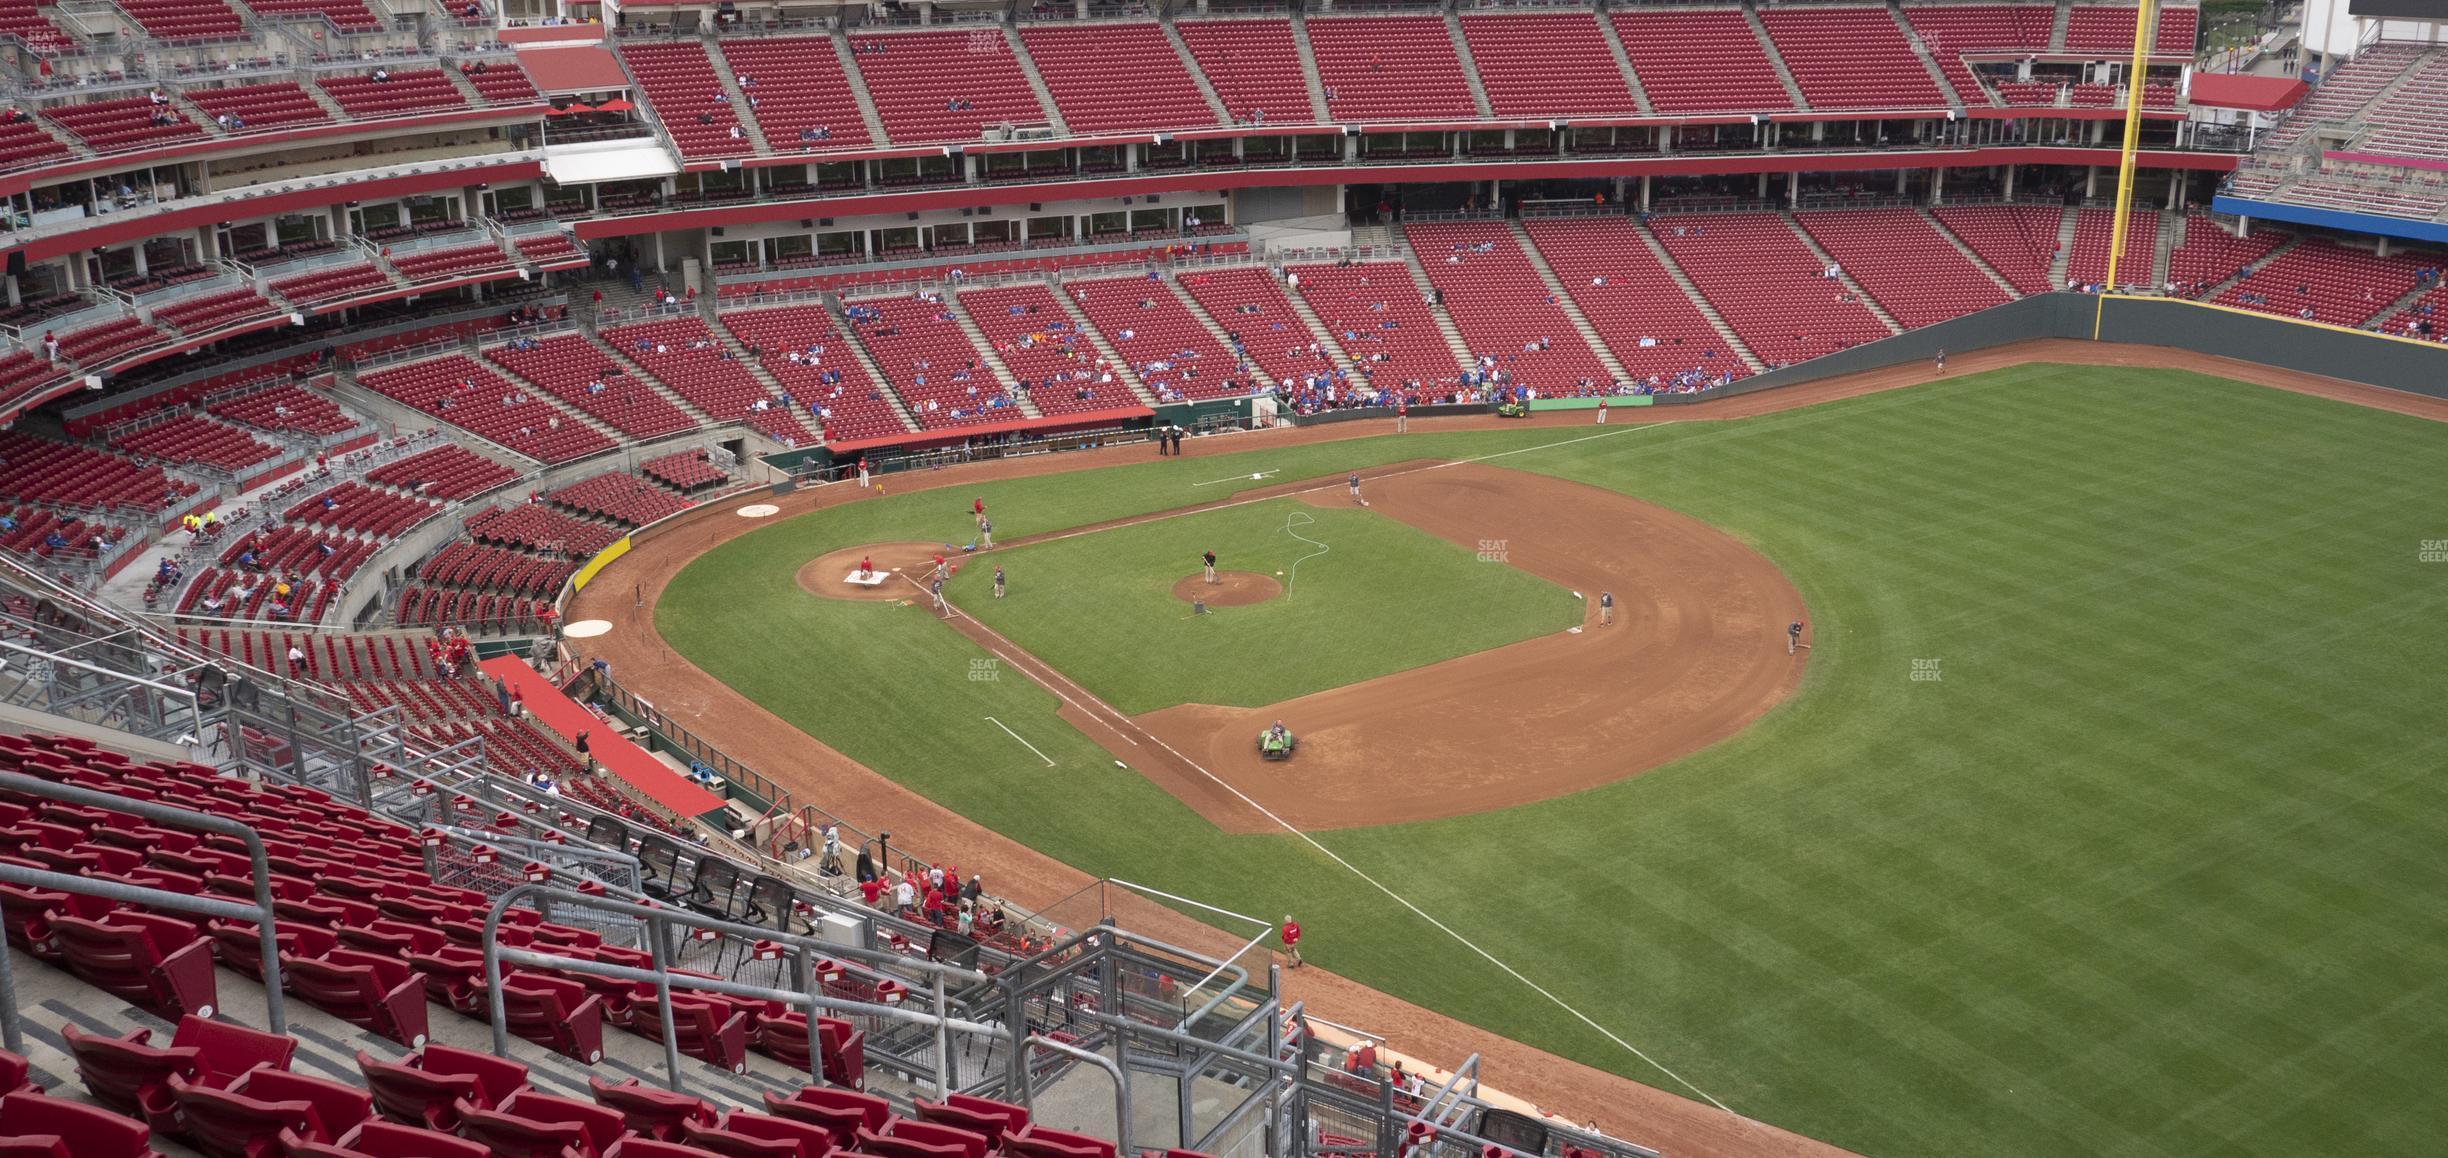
[
  {"xmin": 573, "ymin": 340, "xmax": 2427, "ymax": 1158},
  {"xmin": 1172, "ymin": 570, "xmax": 1283, "ymax": 606},
  {"xmin": 1118, "ymin": 463, "xmax": 1805, "ymax": 831}
]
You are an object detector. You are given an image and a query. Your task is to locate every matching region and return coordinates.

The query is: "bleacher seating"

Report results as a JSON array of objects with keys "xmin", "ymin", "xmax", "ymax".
[
  {"xmin": 284, "ymin": 480, "xmax": 443, "ymax": 539},
  {"xmin": 620, "ymin": 41, "xmax": 753, "ymax": 159},
  {"xmin": 271, "ymin": 262, "xmax": 395, "ymax": 307},
  {"xmin": 240, "ymin": 0, "xmax": 379, "ymax": 32},
  {"xmin": 57, "ymin": 318, "xmax": 168, "ymax": 367},
  {"xmin": 1649, "ymin": 213, "xmax": 1893, "ymax": 366},
  {"xmin": 150, "ymin": 288, "xmax": 279, "ymax": 334},
  {"xmin": 1060, "ymin": 277, "xmax": 1249, "ymax": 404},
  {"xmin": 318, "ymin": 70, "xmax": 468, "ymax": 119},
  {"xmin": 2384, "ymin": 280, "xmax": 2447, "ymax": 341},
  {"xmin": 641, "ymin": 448, "xmax": 728, "ymax": 492},
  {"xmin": 599, "ymin": 317, "xmax": 823, "ymax": 446},
  {"xmin": 958, "ymin": 283, "xmax": 1123, "ymax": 412},
  {"xmin": 716, "ymin": 307, "xmax": 909, "ymax": 443},
  {"xmin": 1404, "ymin": 222, "xmax": 1615, "ymax": 391},
  {"xmin": 2258, "ymin": 43, "xmax": 2422, "ymax": 152},
  {"xmin": 1305, "ymin": 15, "xmax": 1478, "ymax": 123},
  {"xmin": 513, "ymin": 233, "xmax": 588, "ymax": 267},
  {"xmin": 1019, "ymin": 24, "xmax": 1216, "ymax": 134},
  {"xmin": 840, "ymin": 295, "xmax": 1021, "ymax": 430},
  {"xmin": 1282, "ymin": 262, "xmax": 1461, "ymax": 388},
  {"xmin": 0, "ymin": 506, "xmax": 128, "ymax": 563},
  {"xmin": 363, "ymin": 443, "xmax": 521, "ymax": 501},
  {"xmin": 459, "ymin": 61, "xmax": 541, "ymax": 105},
  {"xmin": 1175, "ymin": 18, "xmax": 1313, "ymax": 126},
  {"xmin": 2065, "ymin": 207, "xmax": 2160, "ymax": 290},
  {"xmin": 2211, "ymin": 240, "xmax": 2429, "ymax": 327},
  {"xmin": 353, "ymin": 355, "xmax": 617, "ymax": 465},
  {"xmin": 106, "ymin": 414, "xmax": 283, "ymax": 474},
  {"xmin": 1931, "ymin": 204, "xmax": 2063, "ymax": 295},
  {"xmin": 1462, "ymin": 13, "xmax": 1639, "ymax": 118},
  {"xmin": 2063, "ymin": 5, "xmax": 2198, "ymax": 56},
  {"xmin": 43, "ymin": 97, "xmax": 204, "ymax": 150},
  {"xmin": 411, "ymin": 539, "xmax": 577, "ymax": 598},
  {"xmin": 0, "ymin": 1, "xmax": 72, "ymax": 54},
  {"xmin": 1610, "ymin": 8, "xmax": 1793, "ymax": 114},
  {"xmin": 1175, "ymin": 267, "xmax": 1338, "ymax": 390},
  {"xmin": 1522, "ymin": 218, "xmax": 1743, "ymax": 382},
  {"xmin": 847, "ymin": 29, "xmax": 1048, "ymax": 145},
  {"xmin": 182, "ymin": 81, "xmax": 331, "ymax": 130},
  {"xmin": 2359, "ymin": 53, "xmax": 2448, "ymax": 161},
  {"xmin": 0, "ymin": 118, "xmax": 73, "ymax": 170},
  {"xmin": 1795, "ymin": 209, "xmax": 2012, "ymax": 328},
  {"xmin": 2166, "ymin": 215, "xmax": 2289, "ymax": 294},
  {"xmin": 716, "ymin": 38, "xmax": 873, "ymax": 151},
  {"xmin": 1903, "ymin": 5, "xmax": 2058, "ymax": 104},
  {"xmin": 485, "ymin": 334, "xmax": 697, "ymax": 441},
  {"xmin": 387, "ymin": 241, "xmax": 516, "ymax": 285},
  {"xmin": 466, "ymin": 501, "xmax": 622, "ymax": 555},
  {"xmin": 1760, "ymin": 8, "xmax": 1947, "ymax": 110},
  {"xmin": 209, "ymin": 382, "xmax": 361, "ymax": 438},
  {"xmin": 547, "ymin": 472, "xmax": 693, "ymax": 528},
  {"xmin": 117, "ymin": 0, "xmax": 245, "ymax": 41}
]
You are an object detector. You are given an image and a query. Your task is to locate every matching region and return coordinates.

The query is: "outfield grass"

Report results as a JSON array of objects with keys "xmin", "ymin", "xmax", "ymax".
[
  {"xmin": 660, "ymin": 366, "xmax": 2448, "ymax": 1158},
  {"xmin": 953, "ymin": 500, "xmax": 1581, "ymax": 713}
]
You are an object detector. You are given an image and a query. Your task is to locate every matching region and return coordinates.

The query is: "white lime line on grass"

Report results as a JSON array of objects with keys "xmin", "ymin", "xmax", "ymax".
[
  {"xmin": 1195, "ymin": 469, "xmax": 1280, "ymax": 487},
  {"xmin": 983, "ymin": 716, "xmax": 1057, "ymax": 767},
  {"xmin": 976, "ymin": 419, "xmax": 1750, "ymax": 1118},
  {"xmin": 1281, "ymin": 511, "xmax": 1328, "ymax": 595}
]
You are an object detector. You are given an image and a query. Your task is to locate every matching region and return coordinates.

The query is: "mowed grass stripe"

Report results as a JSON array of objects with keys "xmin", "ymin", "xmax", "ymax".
[{"xmin": 661, "ymin": 366, "xmax": 2448, "ymax": 1157}]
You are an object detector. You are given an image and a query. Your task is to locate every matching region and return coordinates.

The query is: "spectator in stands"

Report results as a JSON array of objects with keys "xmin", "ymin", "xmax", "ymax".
[
  {"xmin": 575, "ymin": 728, "xmax": 593, "ymax": 771},
  {"xmin": 859, "ymin": 874, "xmax": 886, "ymax": 908},
  {"xmin": 41, "ymin": 331, "xmax": 57, "ymax": 362},
  {"xmin": 893, "ymin": 873, "xmax": 915, "ymax": 917},
  {"xmin": 372, "ymin": 67, "xmax": 391, "ymax": 82},
  {"xmin": 287, "ymin": 643, "xmax": 307, "ymax": 675}
]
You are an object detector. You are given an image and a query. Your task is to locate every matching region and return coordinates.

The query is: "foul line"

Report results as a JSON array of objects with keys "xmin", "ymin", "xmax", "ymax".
[
  {"xmin": 959, "ymin": 420, "xmax": 1743, "ymax": 1118},
  {"xmin": 983, "ymin": 716, "xmax": 1056, "ymax": 767},
  {"xmin": 1195, "ymin": 469, "xmax": 1279, "ymax": 487}
]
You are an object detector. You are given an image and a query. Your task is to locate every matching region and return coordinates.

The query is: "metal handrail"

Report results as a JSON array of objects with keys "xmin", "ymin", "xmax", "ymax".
[{"xmin": 0, "ymin": 769, "xmax": 290, "ymax": 1042}]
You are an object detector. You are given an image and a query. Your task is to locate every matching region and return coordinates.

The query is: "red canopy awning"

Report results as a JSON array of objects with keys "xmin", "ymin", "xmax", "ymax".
[{"xmin": 2187, "ymin": 73, "xmax": 2309, "ymax": 113}]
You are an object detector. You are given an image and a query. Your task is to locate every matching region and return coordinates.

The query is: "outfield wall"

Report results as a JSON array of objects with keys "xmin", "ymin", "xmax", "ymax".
[{"xmin": 1664, "ymin": 295, "xmax": 2448, "ymax": 405}]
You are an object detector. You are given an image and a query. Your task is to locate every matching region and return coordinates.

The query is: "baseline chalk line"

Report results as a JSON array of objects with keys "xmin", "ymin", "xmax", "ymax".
[{"xmin": 983, "ymin": 716, "xmax": 1056, "ymax": 766}]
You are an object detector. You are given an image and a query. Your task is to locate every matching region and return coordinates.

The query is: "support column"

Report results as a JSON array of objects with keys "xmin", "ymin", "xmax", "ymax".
[
  {"xmin": 1932, "ymin": 167, "xmax": 1945, "ymax": 205},
  {"xmin": 2085, "ymin": 166, "xmax": 2098, "ymax": 198},
  {"xmin": 1896, "ymin": 169, "xmax": 1909, "ymax": 196},
  {"xmin": 1757, "ymin": 171, "xmax": 1770, "ymax": 200},
  {"xmin": 2003, "ymin": 165, "xmax": 2016, "ymax": 199},
  {"xmin": 1639, "ymin": 174, "xmax": 1651, "ymax": 210},
  {"xmin": 133, "ymin": 246, "xmax": 148, "ymax": 277},
  {"xmin": 1788, "ymin": 170, "xmax": 1799, "ymax": 206}
]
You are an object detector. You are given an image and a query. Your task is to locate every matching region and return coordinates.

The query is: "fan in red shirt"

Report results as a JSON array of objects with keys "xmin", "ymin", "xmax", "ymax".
[
  {"xmin": 858, "ymin": 877, "xmax": 887, "ymax": 908},
  {"xmin": 1281, "ymin": 915, "xmax": 1304, "ymax": 969}
]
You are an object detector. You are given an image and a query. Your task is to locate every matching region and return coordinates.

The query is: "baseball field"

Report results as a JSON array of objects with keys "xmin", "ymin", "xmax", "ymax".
[{"xmin": 641, "ymin": 361, "xmax": 2448, "ymax": 1158}]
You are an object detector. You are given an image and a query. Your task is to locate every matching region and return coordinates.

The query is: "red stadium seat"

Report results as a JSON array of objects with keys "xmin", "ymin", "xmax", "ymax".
[{"xmin": 359, "ymin": 1044, "xmax": 529, "ymax": 1130}]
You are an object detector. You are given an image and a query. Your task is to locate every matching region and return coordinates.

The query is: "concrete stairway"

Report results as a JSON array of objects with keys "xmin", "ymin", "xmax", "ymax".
[
  {"xmin": 1745, "ymin": 4, "xmax": 1811, "ymax": 110},
  {"xmin": 1161, "ymin": 276, "xmax": 1276, "ymax": 390},
  {"xmin": 467, "ymin": 340, "xmax": 634, "ymax": 444},
  {"xmin": 1508, "ymin": 220, "xmax": 1630, "ymax": 383},
  {"xmin": 2151, "ymin": 210, "xmax": 2177, "ymax": 289},
  {"xmin": 2365, "ymin": 277, "xmax": 2437, "ymax": 328},
  {"xmin": 1890, "ymin": 3, "xmax": 1965, "ymax": 109},
  {"xmin": 1049, "ymin": 283, "xmax": 1161, "ymax": 403},
  {"xmin": 1394, "ymin": 249, "xmax": 1480, "ymax": 371},
  {"xmin": 702, "ymin": 40, "xmax": 772, "ymax": 153},
  {"xmin": 1920, "ymin": 207, "xmax": 2024, "ymax": 298},
  {"xmin": 703, "ymin": 318, "xmax": 794, "ymax": 411},
  {"xmin": 1002, "ymin": 24, "xmax": 1071, "ymax": 135},
  {"xmin": 1593, "ymin": 10, "xmax": 1656, "ymax": 116},
  {"xmin": 1444, "ymin": 10, "xmax": 1497, "ymax": 120},
  {"xmin": 2050, "ymin": 207, "xmax": 2079, "ymax": 287},
  {"xmin": 824, "ymin": 294, "xmax": 936, "ymax": 430},
  {"xmin": 1270, "ymin": 275, "xmax": 1361, "ymax": 376},
  {"xmin": 831, "ymin": 30, "xmax": 893, "ymax": 146},
  {"xmin": 1288, "ymin": 11, "xmax": 1333, "ymax": 123},
  {"xmin": 568, "ymin": 326, "xmax": 719, "ymax": 428},
  {"xmin": 2198, "ymin": 235, "xmax": 2301, "ymax": 300},
  {"xmin": 1782, "ymin": 213, "xmax": 1904, "ymax": 335},
  {"xmin": 301, "ymin": 80, "xmax": 352, "ymax": 122},
  {"xmin": 1633, "ymin": 220, "xmax": 1767, "ymax": 373},
  {"xmin": 1161, "ymin": 18, "xmax": 1234, "ymax": 125},
  {"xmin": 940, "ymin": 290, "xmax": 1042, "ymax": 418},
  {"xmin": 2048, "ymin": 0, "xmax": 2072, "ymax": 51}
]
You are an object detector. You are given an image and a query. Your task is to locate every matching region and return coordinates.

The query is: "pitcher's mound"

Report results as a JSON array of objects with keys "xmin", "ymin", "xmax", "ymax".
[{"xmin": 1174, "ymin": 571, "xmax": 1283, "ymax": 607}]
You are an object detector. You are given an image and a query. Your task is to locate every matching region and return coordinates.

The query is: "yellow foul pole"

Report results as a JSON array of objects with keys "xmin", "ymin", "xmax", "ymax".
[{"xmin": 2093, "ymin": 0, "xmax": 2160, "ymax": 339}]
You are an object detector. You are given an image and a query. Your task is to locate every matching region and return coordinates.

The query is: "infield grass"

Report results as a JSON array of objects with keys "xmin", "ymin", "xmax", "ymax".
[
  {"xmin": 660, "ymin": 365, "xmax": 2448, "ymax": 1158},
  {"xmin": 952, "ymin": 500, "xmax": 1582, "ymax": 714}
]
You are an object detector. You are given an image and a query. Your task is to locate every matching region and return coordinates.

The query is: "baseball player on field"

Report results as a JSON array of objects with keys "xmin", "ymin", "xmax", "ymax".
[{"xmin": 1348, "ymin": 472, "xmax": 1364, "ymax": 505}]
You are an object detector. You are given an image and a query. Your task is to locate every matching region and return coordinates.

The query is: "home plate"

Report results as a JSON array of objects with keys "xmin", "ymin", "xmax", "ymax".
[
  {"xmin": 565, "ymin": 619, "xmax": 614, "ymax": 638},
  {"xmin": 738, "ymin": 504, "xmax": 781, "ymax": 518}
]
